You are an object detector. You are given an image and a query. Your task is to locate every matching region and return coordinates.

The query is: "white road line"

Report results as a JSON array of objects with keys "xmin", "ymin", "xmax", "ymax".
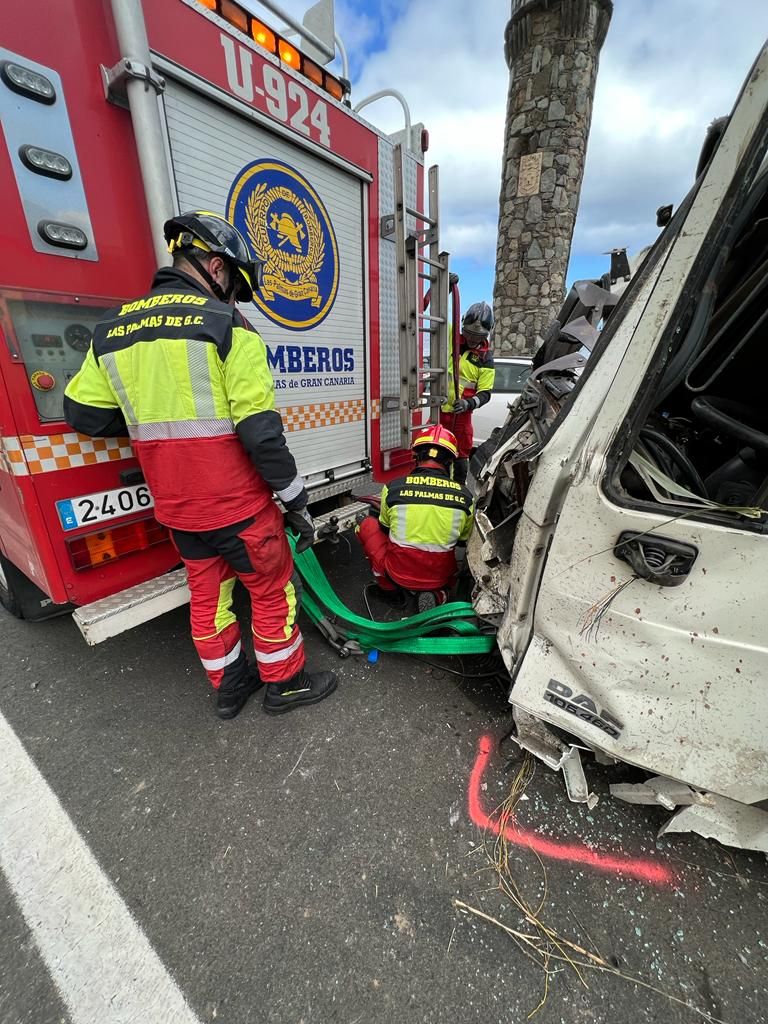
[{"xmin": 0, "ymin": 711, "xmax": 203, "ymax": 1024}]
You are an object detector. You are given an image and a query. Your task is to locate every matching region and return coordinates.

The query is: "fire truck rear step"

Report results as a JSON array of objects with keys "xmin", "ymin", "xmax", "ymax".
[{"xmin": 72, "ymin": 569, "xmax": 190, "ymax": 646}]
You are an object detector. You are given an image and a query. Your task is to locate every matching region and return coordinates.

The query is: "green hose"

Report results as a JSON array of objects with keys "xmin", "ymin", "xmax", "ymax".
[{"xmin": 290, "ymin": 536, "xmax": 497, "ymax": 656}]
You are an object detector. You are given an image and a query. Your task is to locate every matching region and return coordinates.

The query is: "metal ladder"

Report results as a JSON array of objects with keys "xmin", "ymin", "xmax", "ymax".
[{"xmin": 382, "ymin": 144, "xmax": 451, "ymax": 446}]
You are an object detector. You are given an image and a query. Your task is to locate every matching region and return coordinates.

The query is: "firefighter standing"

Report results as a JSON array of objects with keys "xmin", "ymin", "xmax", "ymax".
[
  {"xmin": 64, "ymin": 212, "xmax": 337, "ymax": 720},
  {"xmin": 356, "ymin": 425, "xmax": 473, "ymax": 611},
  {"xmin": 440, "ymin": 301, "xmax": 496, "ymax": 482}
]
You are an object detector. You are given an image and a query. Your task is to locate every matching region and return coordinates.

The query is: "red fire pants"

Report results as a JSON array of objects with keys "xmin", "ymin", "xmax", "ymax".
[
  {"xmin": 356, "ymin": 516, "xmax": 456, "ymax": 592},
  {"xmin": 171, "ymin": 502, "xmax": 305, "ymax": 689},
  {"xmin": 440, "ymin": 410, "xmax": 474, "ymax": 458}
]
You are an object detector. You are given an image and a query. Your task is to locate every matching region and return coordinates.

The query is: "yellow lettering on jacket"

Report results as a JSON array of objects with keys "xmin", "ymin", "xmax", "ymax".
[
  {"xmin": 106, "ymin": 325, "xmax": 125, "ymax": 338},
  {"xmin": 406, "ymin": 475, "xmax": 461, "ymax": 490},
  {"xmin": 118, "ymin": 294, "xmax": 207, "ymax": 316},
  {"xmin": 125, "ymin": 314, "xmax": 164, "ymax": 334}
]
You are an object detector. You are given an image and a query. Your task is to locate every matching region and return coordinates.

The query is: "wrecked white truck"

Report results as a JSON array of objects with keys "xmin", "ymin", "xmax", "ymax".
[{"xmin": 469, "ymin": 44, "xmax": 768, "ymax": 852}]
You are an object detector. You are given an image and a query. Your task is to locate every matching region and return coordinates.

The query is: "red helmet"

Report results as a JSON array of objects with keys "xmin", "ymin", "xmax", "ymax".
[{"xmin": 412, "ymin": 424, "xmax": 459, "ymax": 460}]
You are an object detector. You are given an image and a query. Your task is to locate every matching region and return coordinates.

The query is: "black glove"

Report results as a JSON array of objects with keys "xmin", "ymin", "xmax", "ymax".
[
  {"xmin": 449, "ymin": 272, "xmax": 459, "ymax": 288},
  {"xmin": 452, "ymin": 397, "xmax": 475, "ymax": 414},
  {"xmin": 285, "ymin": 507, "xmax": 315, "ymax": 553}
]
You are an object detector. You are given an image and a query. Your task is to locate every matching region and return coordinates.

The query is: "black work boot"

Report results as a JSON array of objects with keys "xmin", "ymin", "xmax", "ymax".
[
  {"xmin": 375, "ymin": 585, "xmax": 407, "ymax": 609},
  {"xmin": 417, "ymin": 588, "xmax": 449, "ymax": 613},
  {"xmin": 263, "ymin": 668, "xmax": 338, "ymax": 716},
  {"xmin": 216, "ymin": 668, "xmax": 263, "ymax": 720}
]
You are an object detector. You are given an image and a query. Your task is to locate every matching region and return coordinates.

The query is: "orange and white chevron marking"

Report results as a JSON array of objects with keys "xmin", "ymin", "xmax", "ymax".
[
  {"xmin": 0, "ymin": 433, "xmax": 134, "ymax": 476},
  {"xmin": 0, "ymin": 398, "xmax": 372, "ymax": 475},
  {"xmin": 280, "ymin": 398, "xmax": 366, "ymax": 432}
]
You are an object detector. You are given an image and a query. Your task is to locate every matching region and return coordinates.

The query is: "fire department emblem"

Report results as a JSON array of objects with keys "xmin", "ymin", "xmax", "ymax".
[{"xmin": 227, "ymin": 159, "xmax": 339, "ymax": 331}]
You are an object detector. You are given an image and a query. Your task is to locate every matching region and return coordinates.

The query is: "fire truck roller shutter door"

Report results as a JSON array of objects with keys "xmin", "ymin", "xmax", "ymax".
[{"xmin": 162, "ymin": 79, "xmax": 367, "ymax": 485}]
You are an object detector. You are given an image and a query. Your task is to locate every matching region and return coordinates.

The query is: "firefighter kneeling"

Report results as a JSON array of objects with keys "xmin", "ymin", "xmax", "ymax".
[{"xmin": 356, "ymin": 425, "xmax": 473, "ymax": 611}]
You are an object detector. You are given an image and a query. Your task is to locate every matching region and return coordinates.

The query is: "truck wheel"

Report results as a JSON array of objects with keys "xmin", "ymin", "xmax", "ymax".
[
  {"xmin": 0, "ymin": 554, "xmax": 67, "ymax": 621},
  {"xmin": 0, "ymin": 554, "xmax": 23, "ymax": 618}
]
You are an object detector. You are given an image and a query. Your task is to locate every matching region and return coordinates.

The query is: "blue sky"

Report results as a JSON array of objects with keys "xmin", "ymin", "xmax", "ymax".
[{"xmin": 254, "ymin": 0, "xmax": 768, "ymax": 316}]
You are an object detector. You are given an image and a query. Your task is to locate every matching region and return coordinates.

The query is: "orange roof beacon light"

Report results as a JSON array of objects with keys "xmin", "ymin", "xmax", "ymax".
[
  {"xmin": 278, "ymin": 38, "xmax": 300, "ymax": 69},
  {"xmin": 220, "ymin": 0, "xmax": 248, "ymax": 33},
  {"xmin": 302, "ymin": 56, "xmax": 324, "ymax": 88},
  {"xmin": 324, "ymin": 72, "xmax": 345, "ymax": 102},
  {"xmin": 195, "ymin": 0, "xmax": 349, "ymax": 103},
  {"xmin": 250, "ymin": 17, "xmax": 277, "ymax": 54}
]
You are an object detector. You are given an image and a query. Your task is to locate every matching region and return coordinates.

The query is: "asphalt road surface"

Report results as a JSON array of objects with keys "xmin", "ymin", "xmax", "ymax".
[{"xmin": 1, "ymin": 542, "xmax": 766, "ymax": 1024}]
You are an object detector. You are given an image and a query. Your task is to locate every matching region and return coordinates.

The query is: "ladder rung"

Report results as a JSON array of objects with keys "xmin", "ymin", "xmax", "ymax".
[
  {"xmin": 417, "ymin": 255, "xmax": 447, "ymax": 270},
  {"xmin": 418, "ymin": 272, "xmax": 436, "ymax": 281},
  {"xmin": 419, "ymin": 313, "xmax": 445, "ymax": 323},
  {"xmin": 405, "ymin": 206, "xmax": 436, "ymax": 226}
]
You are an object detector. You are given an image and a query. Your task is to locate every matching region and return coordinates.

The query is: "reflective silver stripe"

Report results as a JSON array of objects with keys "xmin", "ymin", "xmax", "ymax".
[
  {"xmin": 187, "ymin": 342, "xmax": 217, "ymax": 419},
  {"xmin": 449, "ymin": 508, "xmax": 463, "ymax": 546},
  {"xmin": 392, "ymin": 504, "xmax": 409, "ymax": 544},
  {"xmin": 390, "ymin": 537, "xmax": 454, "ymax": 553},
  {"xmin": 199, "ymin": 641, "xmax": 242, "ymax": 672},
  {"xmin": 459, "ymin": 376, "xmax": 475, "ymax": 395},
  {"xmin": 276, "ymin": 474, "xmax": 306, "ymax": 504},
  {"xmin": 253, "ymin": 632, "xmax": 303, "ymax": 665},
  {"xmin": 128, "ymin": 418, "xmax": 235, "ymax": 441},
  {"xmin": 100, "ymin": 352, "xmax": 137, "ymax": 425}
]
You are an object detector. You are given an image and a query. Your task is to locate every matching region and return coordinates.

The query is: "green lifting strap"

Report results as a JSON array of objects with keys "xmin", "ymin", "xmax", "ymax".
[{"xmin": 289, "ymin": 535, "xmax": 497, "ymax": 656}]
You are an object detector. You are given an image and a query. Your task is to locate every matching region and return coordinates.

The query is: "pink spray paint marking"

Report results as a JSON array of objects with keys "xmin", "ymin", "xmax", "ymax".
[{"xmin": 468, "ymin": 734, "xmax": 674, "ymax": 887}]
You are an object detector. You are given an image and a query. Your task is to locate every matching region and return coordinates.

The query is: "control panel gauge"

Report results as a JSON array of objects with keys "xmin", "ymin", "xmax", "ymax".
[{"xmin": 64, "ymin": 323, "xmax": 93, "ymax": 352}]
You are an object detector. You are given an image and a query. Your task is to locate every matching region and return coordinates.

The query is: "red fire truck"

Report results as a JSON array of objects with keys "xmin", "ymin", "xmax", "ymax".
[{"xmin": 0, "ymin": 0, "xmax": 453, "ymax": 641}]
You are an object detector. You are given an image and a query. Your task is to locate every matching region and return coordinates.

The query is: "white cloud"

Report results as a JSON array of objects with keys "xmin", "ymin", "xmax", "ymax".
[
  {"xmin": 341, "ymin": 0, "xmax": 768, "ymax": 284},
  {"xmin": 346, "ymin": 0, "xmax": 508, "ymax": 269},
  {"xmin": 246, "ymin": 0, "xmax": 768, "ymax": 288},
  {"xmin": 573, "ymin": 0, "xmax": 768, "ymax": 264}
]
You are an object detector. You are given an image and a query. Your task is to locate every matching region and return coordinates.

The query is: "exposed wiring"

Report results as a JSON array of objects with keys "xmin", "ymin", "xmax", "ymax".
[
  {"xmin": 640, "ymin": 426, "xmax": 707, "ymax": 497},
  {"xmin": 338, "ymin": 531, "xmax": 352, "ymax": 563},
  {"xmin": 362, "ymin": 582, "xmax": 377, "ymax": 621},
  {"xmin": 578, "ymin": 576, "xmax": 638, "ymax": 643}
]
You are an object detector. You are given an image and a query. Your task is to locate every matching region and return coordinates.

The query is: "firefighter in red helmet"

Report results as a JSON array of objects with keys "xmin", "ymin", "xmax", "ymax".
[
  {"xmin": 441, "ymin": 301, "xmax": 496, "ymax": 483},
  {"xmin": 356, "ymin": 424, "xmax": 474, "ymax": 611},
  {"xmin": 64, "ymin": 211, "xmax": 337, "ymax": 720}
]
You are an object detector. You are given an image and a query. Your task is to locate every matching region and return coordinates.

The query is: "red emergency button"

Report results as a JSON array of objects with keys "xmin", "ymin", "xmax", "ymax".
[{"xmin": 31, "ymin": 370, "xmax": 56, "ymax": 392}]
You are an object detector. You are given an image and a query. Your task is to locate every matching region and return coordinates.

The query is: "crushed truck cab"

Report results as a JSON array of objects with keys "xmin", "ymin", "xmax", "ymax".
[{"xmin": 470, "ymin": 44, "xmax": 768, "ymax": 852}]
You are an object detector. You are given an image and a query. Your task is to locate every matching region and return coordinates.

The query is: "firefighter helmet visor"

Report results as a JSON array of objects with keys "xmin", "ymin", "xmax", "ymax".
[
  {"xmin": 164, "ymin": 211, "xmax": 264, "ymax": 302},
  {"xmin": 462, "ymin": 300, "xmax": 493, "ymax": 339},
  {"xmin": 412, "ymin": 424, "xmax": 459, "ymax": 460}
]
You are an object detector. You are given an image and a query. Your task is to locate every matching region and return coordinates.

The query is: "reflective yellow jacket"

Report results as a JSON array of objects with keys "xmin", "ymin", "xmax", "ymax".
[
  {"xmin": 442, "ymin": 329, "xmax": 496, "ymax": 413},
  {"xmin": 64, "ymin": 268, "xmax": 305, "ymax": 531},
  {"xmin": 378, "ymin": 466, "xmax": 473, "ymax": 589}
]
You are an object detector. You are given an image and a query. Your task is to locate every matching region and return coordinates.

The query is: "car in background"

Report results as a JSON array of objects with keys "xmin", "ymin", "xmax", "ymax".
[{"xmin": 472, "ymin": 357, "xmax": 532, "ymax": 444}]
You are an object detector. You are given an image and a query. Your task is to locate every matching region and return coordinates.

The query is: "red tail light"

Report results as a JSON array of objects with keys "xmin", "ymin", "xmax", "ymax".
[{"xmin": 66, "ymin": 518, "xmax": 169, "ymax": 571}]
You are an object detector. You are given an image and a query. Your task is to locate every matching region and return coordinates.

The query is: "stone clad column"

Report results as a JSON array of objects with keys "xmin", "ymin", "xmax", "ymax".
[{"xmin": 493, "ymin": 0, "xmax": 612, "ymax": 354}]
